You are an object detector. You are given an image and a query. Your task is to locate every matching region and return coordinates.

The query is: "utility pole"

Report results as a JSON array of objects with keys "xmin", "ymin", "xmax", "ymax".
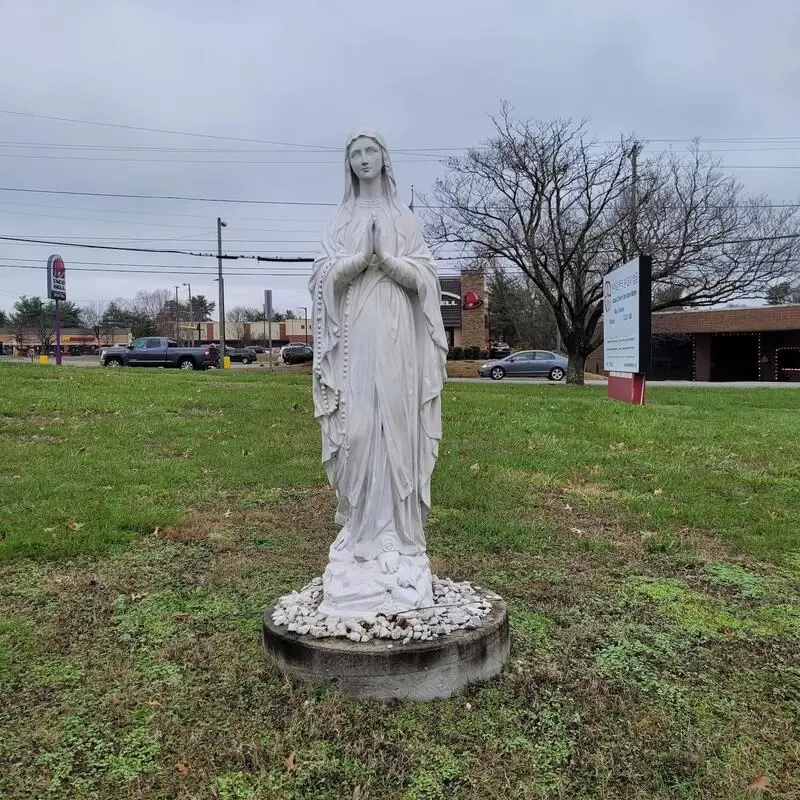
[
  {"xmin": 264, "ymin": 289, "xmax": 273, "ymax": 371},
  {"xmin": 173, "ymin": 285, "xmax": 180, "ymax": 342},
  {"xmin": 297, "ymin": 306, "xmax": 308, "ymax": 345},
  {"xmin": 217, "ymin": 217, "xmax": 227, "ymax": 364},
  {"xmin": 182, "ymin": 282, "xmax": 192, "ymax": 345},
  {"xmin": 630, "ymin": 141, "xmax": 643, "ymax": 256}
]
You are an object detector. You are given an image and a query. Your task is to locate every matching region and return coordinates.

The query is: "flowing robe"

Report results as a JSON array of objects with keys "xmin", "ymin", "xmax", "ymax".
[{"xmin": 310, "ymin": 201, "xmax": 447, "ymax": 562}]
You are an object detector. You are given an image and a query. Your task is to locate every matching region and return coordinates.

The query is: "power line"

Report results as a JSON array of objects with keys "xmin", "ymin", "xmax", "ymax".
[
  {"xmin": 0, "ymin": 108, "xmax": 338, "ymax": 151},
  {"xmin": 5, "ymin": 149, "xmax": 800, "ymax": 169},
  {"xmin": 1, "ymin": 185, "xmax": 799, "ymax": 212},
  {"xmin": 1, "ymin": 255, "xmax": 235, "ymax": 268},
  {"xmin": 1, "ymin": 207, "xmax": 323, "ymax": 233},
  {"xmin": 3, "ymin": 228, "xmax": 800, "ymax": 259},
  {"xmin": 0, "ymin": 153, "xmax": 441, "ymax": 165},
  {"xmin": 645, "ymin": 136, "xmax": 800, "ymax": 144},
  {"xmin": 0, "ymin": 262, "xmax": 310, "ymax": 276},
  {"xmin": 0, "ymin": 198, "xmax": 327, "ymax": 223},
  {"xmin": 5, "ymin": 108, "xmax": 800, "ymax": 158},
  {"xmin": 715, "ymin": 165, "xmax": 800, "ymax": 170},
  {"xmin": 0, "ymin": 141, "xmax": 327, "ymax": 152},
  {"xmin": 0, "ymin": 262, "xmax": 467, "ymax": 277},
  {"xmin": 0, "ymin": 186, "xmax": 337, "ymax": 206},
  {"xmin": 1, "ymin": 232, "xmax": 321, "ymax": 243},
  {"xmin": 0, "ymin": 254, "xmax": 468, "ymax": 271},
  {"xmin": 0, "ymin": 234, "xmax": 220, "ymax": 257},
  {"xmin": 0, "ymin": 140, "xmax": 442, "ymax": 156},
  {"xmin": 5, "ymin": 108, "xmax": 800, "ymax": 151}
]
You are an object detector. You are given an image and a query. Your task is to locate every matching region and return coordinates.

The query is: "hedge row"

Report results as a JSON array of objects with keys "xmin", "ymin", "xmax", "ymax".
[{"xmin": 447, "ymin": 346, "xmax": 489, "ymax": 360}]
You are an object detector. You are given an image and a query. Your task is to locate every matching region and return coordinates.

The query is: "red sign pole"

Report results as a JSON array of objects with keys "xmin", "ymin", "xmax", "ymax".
[{"xmin": 608, "ymin": 371, "xmax": 646, "ymax": 404}]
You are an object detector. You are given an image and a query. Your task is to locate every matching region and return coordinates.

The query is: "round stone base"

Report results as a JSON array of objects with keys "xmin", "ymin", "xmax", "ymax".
[{"xmin": 262, "ymin": 592, "xmax": 509, "ymax": 701}]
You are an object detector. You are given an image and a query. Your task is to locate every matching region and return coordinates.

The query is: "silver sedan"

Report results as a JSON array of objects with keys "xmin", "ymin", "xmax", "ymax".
[{"xmin": 477, "ymin": 350, "xmax": 568, "ymax": 381}]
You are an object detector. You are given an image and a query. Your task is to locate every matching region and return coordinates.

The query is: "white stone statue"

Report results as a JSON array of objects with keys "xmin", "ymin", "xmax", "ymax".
[{"xmin": 309, "ymin": 128, "xmax": 448, "ymax": 618}]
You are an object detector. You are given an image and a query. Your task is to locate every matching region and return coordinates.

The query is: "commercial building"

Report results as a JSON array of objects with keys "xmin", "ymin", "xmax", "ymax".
[
  {"xmin": 200, "ymin": 271, "xmax": 490, "ymax": 350},
  {"xmin": 0, "ymin": 327, "xmax": 129, "ymax": 356},
  {"xmin": 588, "ymin": 304, "xmax": 800, "ymax": 382},
  {"xmin": 1, "ymin": 269, "xmax": 492, "ymax": 355},
  {"xmin": 198, "ymin": 318, "xmax": 312, "ymax": 347},
  {"xmin": 439, "ymin": 272, "xmax": 489, "ymax": 349}
]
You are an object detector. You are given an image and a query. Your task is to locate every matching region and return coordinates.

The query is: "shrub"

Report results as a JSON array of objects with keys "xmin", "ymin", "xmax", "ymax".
[{"xmin": 450, "ymin": 347, "xmax": 464, "ymax": 360}]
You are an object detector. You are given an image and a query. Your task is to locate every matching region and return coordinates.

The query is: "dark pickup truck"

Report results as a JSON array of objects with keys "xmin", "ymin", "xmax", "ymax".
[{"xmin": 100, "ymin": 337, "xmax": 219, "ymax": 370}]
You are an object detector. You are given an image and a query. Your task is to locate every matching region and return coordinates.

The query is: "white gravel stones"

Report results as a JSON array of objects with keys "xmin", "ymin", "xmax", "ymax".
[{"xmin": 271, "ymin": 575, "xmax": 496, "ymax": 645}]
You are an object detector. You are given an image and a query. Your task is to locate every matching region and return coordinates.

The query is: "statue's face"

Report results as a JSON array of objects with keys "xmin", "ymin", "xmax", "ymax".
[{"xmin": 348, "ymin": 136, "xmax": 383, "ymax": 184}]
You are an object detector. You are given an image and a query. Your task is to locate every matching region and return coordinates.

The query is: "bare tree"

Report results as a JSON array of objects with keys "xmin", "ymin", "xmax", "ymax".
[
  {"xmin": 81, "ymin": 300, "xmax": 105, "ymax": 344},
  {"xmin": 129, "ymin": 289, "xmax": 172, "ymax": 336},
  {"xmin": 632, "ymin": 146, "xmax": 800, "ymax": 311},
  {"xmin": 428, "ymin": 108, "xmax": 800, "ymax": 383},
  {"xmin": 486, "ymin": 265, "xmax": 557, "ymax": 349},
  {"xmin": 226, "ymin": 306, "xmax": 250, "ymax": 345}
]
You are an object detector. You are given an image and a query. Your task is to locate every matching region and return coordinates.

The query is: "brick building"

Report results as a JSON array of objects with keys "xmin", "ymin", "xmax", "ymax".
[
  {"xmin": 439, "ymin": 271, "xmax": 489, "ymax": 349},
  {"xmin": 588, "ymin": 304, "xmax": 800, "ymax": 382}
]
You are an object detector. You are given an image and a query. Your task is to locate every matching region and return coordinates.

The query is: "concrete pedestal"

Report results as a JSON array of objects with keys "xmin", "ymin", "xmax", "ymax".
[{"xmin": 262, "ymin": 594, "xmax": 509, "ymax": 701}]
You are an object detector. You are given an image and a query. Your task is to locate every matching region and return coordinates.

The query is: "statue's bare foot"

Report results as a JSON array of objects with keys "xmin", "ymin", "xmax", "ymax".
[{"xmin": 378, "ymin": 550, "xmax": 400, "ymax": 574}]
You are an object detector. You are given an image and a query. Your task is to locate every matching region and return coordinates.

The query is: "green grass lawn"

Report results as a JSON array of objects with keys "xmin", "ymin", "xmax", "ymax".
[{"xmin": 0, "ymin": 364, "xmax": 798, "ymax": 799}]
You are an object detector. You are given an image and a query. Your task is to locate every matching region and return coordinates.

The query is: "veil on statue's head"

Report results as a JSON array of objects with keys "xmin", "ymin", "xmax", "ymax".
[{"xmin": 339, "ymin": 127, "xmax": 405, "ymax": 217}]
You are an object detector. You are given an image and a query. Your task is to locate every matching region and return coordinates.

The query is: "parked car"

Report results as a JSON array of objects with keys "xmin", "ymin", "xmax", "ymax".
[
  {"xmin": 226, "ymin": 346, "xmax": 258, "ymax": 364},
  {"xmin": 100, "ymin": 337, "xmax": 220, "ymax": 370},
  {"xmin": 281, "ymin": 344, "xmax": 314, "ymax": 365},
  {"xmin": 489, "ymin": 341, "xmax": 511, "ymax": 359},
  {"xmin": 478, "ymin": 350, "xmax": 568, "ymax": 381}
]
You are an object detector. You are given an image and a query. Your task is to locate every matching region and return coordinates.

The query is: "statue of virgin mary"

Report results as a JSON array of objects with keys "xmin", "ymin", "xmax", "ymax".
[{"xmin": 310, "ymin": 128, "xmax": 448, "ymax": 618}]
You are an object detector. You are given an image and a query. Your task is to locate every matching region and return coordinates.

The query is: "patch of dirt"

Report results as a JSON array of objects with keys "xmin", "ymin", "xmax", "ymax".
[
  {"xmin": 0, "ymin": 413, "xmax": 65, "ymax": 425},
  {"xmin": 2, "ymin": 433, "xmax": 67, "ymax": 444},
  {"xmin": 446, "ymin": 361, "xmax": 482, "ymax": 378},
  {"xmin": 157, "ymin": 486, "xmax": 337, "ymax": 546}
]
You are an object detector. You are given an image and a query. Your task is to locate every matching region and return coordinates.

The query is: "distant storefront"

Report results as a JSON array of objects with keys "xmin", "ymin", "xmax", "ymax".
[
  {"xmin": 589, "ymin": 305, "xmax": 800, "ymax": 382},
  {"xmin": 0, "ymin": 327, "xmax": 129, "ymax": 356},
  {"xmin": 439, "ymin": 272, "xmax": 489, "ymax": 349},
  {"xmin": 201, "ymin": 270, "xmax": 491, "ymax": 350}
]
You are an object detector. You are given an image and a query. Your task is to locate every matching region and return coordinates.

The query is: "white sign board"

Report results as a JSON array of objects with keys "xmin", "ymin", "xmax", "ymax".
[
  {"xmin": 603, "ymin": 257, "xmax": 648, "ymax": 373},
  {"xmin": 47, "ymin": 254, "xmax": 66, "ymax": 301}
]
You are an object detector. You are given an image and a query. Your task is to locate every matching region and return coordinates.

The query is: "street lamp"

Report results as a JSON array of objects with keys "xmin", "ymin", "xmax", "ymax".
[
  {"xmin": 173, "ymin": 285, "xmax": 180, "ymax": 342},
  {"xmin": 182, "ymin": 282, "xmax": 192, "ymax": 345},
  {"xmin": 297, "ymin": 306, "xmax": 308, "ymax": 345}
]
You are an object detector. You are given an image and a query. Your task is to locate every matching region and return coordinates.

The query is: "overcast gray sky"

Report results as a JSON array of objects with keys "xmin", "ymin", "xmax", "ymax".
[{"xmin": 1, "ymin": 0, "xmax": 798, "ymax": 318}]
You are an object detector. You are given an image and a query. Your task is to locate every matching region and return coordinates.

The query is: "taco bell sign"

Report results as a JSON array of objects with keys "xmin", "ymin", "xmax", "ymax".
[{"xmin": 47, "ymin": 254, "xmax": 66, "ymax": 301}]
